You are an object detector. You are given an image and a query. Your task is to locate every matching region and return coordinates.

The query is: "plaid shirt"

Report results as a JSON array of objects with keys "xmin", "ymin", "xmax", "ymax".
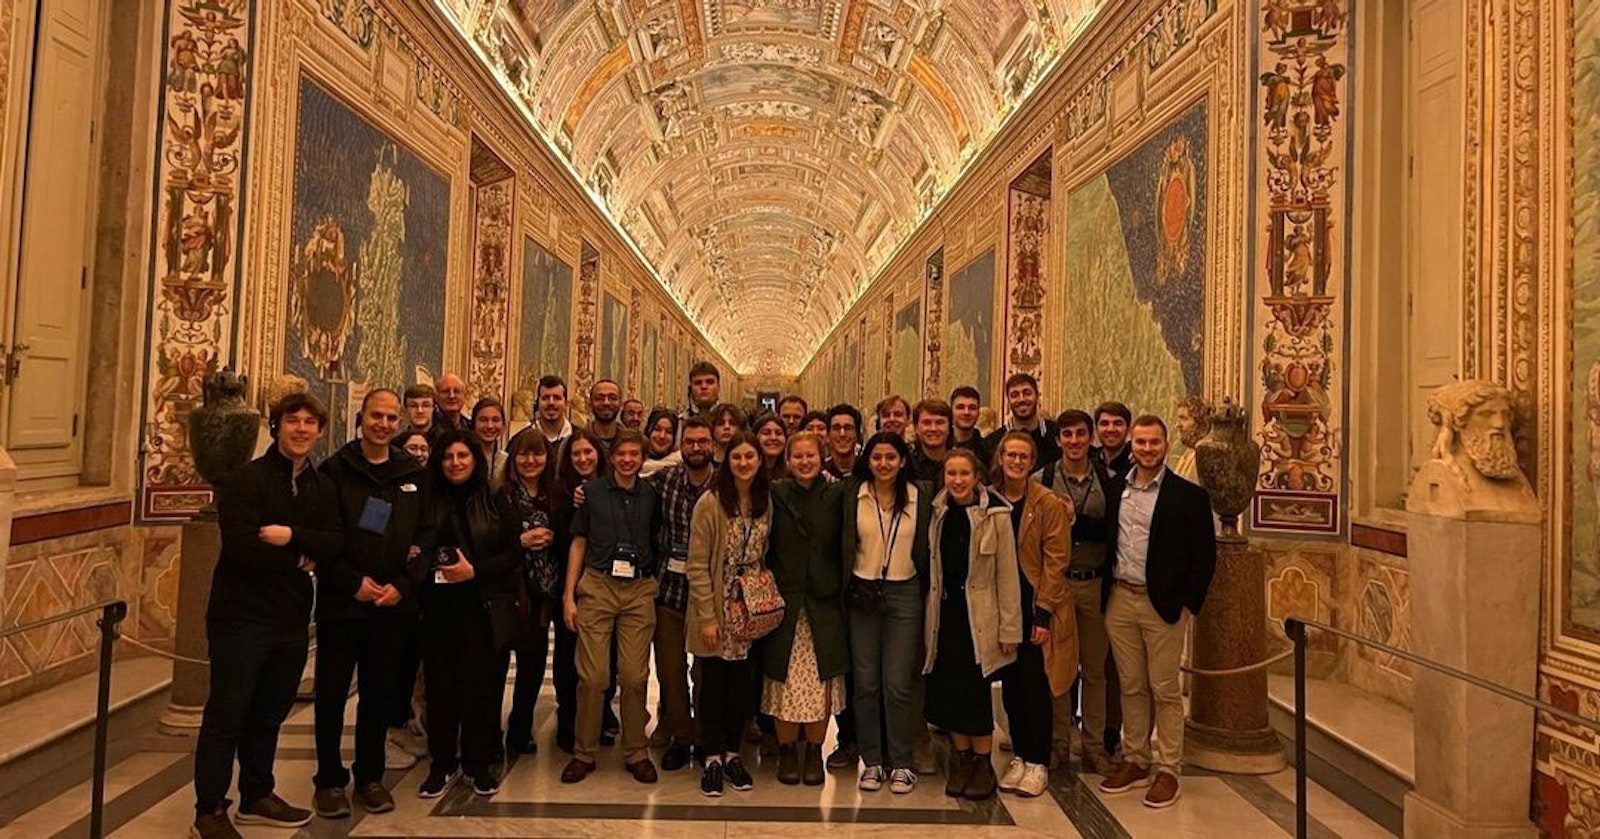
[{"xmin": 648, "ymin": 464, "xmax": 715, "ymax": 612}]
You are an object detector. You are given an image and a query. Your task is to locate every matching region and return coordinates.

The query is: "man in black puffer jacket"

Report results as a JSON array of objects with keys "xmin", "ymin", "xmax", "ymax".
[
  {"xmin": 311, "ymin": 389, "xmax": 434, "ymax": 819},
  {"xmin": 193, "ymin": 392, "xmax": 343, "ymax": 839}
]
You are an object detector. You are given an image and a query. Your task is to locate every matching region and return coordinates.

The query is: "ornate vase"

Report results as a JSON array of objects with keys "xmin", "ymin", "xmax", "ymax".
[
  {"xmin": 1194, "ymin": 396, "xmax": 1258, "ymax": 538},
  {"xmin": 188, "ymin": 367, "xmax": 259, "ymax": 518}
]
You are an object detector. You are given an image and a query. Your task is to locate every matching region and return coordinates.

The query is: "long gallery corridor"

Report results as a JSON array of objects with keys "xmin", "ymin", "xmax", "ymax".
[{"xmin": 0, "ymin": 0, "xmax": 1593, "ymax": 836}]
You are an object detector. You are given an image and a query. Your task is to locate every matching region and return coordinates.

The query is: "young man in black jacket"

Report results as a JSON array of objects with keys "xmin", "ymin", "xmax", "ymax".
[
  {"xmin": 312, "ymin": 389, "xmax": 434, "ymax": 818},
  {"xmin": 192, "ymin": 393, "xmax": 343, "ymax": 839}
]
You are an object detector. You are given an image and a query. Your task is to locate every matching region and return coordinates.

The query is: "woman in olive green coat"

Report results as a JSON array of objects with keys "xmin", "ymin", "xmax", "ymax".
[{"xmin": 761, "ymin": 432, "xmax": 849, "ymax": 785}]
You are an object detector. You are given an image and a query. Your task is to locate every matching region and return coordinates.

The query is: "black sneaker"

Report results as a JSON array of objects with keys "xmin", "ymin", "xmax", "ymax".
[
  {"xmin": 417, "ymin": 767, "xmax": 459, "ymax": 799},
  {"xmin": 471, "ymin": 769, "xmax": 500, "ymax": 797},
  {"xmin": 827, "ymin": 742, "xmax": 859, "ymax": 770},
  {"xmin": 235, "ymin": 793, "xmax": 311, "ymax": 827},
  {"xmin": 312, "ymin": 787, "xmax": 351, "ymax": 819},
  {"xmin": 699, "ymin": 761, "xmax": 725, "ymax": 798},
  {"xmin": 353, "ymin": 782, "xmax": 394, "ymax": 814},
  {"xmin": 724, "ymin": 757, "xmax": 754, "ymax": 791},
  {"xmin": 191, "ymin": 807, "xmax": 242, "ymax": 839},
  {"xmin": 661, "ymin": 740, "xmax": 691, "ymax": 771}
]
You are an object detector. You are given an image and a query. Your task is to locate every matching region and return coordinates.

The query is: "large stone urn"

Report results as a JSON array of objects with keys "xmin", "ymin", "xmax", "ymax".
[
  {"xmin": 161, "ymin": 368, "xmax": 260, "ymax": 734},
  {"xmin": 1184, "ymin": 397, "xmax": 1286, "ymax": 773}
]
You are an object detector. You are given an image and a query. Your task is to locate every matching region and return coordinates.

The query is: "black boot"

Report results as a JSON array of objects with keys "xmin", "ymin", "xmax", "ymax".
[
  {"xmin": 776, "ymin": 742, "xmax": 801, "ymax": 785},
  {"xmin": 802, "ymin": 742, "xmax": 825, "ymax": 786},
  {"xmin": 944, "ymin": 749, "xmax": 974, "ymax": 797},
  {"xmin": 962, "ymin": 753, "xmax": 997, "ymax": 801}
]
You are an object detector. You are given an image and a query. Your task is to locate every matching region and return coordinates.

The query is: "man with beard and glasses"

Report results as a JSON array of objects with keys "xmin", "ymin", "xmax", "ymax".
[
  {"xmin": 535, "ymin": 375, "xmax": 575, "ymax": 451},
  {"xmin": 984, "ymin": 374, "xmax": 1060, "ymax": 468},
  {"xmin": 645, "ymin": 417, "xmax": 718, "ymax": 771},
  {"xmin": 1411, "ymin": 380, "xmax": 1539, "ymax": 520},
  {"xmin": 588, "ymin": 380, "xmax": 624, "ymax": 453}
]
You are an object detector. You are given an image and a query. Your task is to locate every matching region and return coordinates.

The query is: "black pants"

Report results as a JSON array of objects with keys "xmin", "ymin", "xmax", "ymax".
[
  {"xmin": 505, "ymin": 600, "xmax": 556, "ymax": 743},
  {"xmin": 835, "ymin": 670, "xmax": 857, "ymax": 746},
  {"xmin": 194, "ymin": 620, "xmax": 307, "ymax": 814},
  {"xmin": 387, "ymin": 616, "xmax": 422, "ymax": 729},
  {"xmin": 696, "ymin": 656, "xmax": 755, "ymax": 757},
  {"xmin": 1000, "ymin": 643, "xmax": 1053, "ymax": 765},
  {"xmin": 423, "ymin": 591, "xmax": 502, "ymax": 776},
  {"xmin": 313, "ymin": 614, "xmax": 405, "ymax": 788}
]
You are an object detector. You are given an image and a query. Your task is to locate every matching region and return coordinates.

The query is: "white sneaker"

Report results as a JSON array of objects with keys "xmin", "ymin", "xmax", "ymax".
[
  {"xmin": 997, "ymin": 756, "xmax": 1026, "ymax": 792},
  {"xmin": 389, "ymin": 726, "xmax": 428, "ymax": 758},
  {"xmin": 889, "ymin": 767, "xmax": 918, "ymax": 794},
  {"xmin": 1015, "ymin": 763, "xmax": 1049, "ymax": 798},
  {"xmin": 858, "ymin": 765, "xmax": 887, "ymax": 792},
  {"xmin": 385, "ymin": 738, "xmax": 418, "ymax": 770}
]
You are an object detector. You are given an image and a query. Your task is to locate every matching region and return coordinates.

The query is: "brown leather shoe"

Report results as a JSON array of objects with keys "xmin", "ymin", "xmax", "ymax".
[
  {"xmin": 560, "ymin": 758, "xmax": 596, "ymax": 784},
  {"xmin": 1097, "ymin": 761, "xmax": 1151, "ymax": 794},
  {"xmin": 626, "ymin": 758, "xmax": 659, "ymax": 783},
  {"xmin": 1143, "ymin": 771, "xmax": 1181, "ymax": 808}
]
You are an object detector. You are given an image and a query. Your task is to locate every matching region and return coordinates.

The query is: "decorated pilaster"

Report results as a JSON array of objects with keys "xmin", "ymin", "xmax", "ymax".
[
  {"xmin": 468, "ymin": 176, "xmax": 514, "ymax": 402},
  {"xmin": 1248, "ymin": 0, "xmax": 1351, "ymax": 536},
  {"xmin": 138, "ymin": 0, "xmax": 258, "ymax": 521}
]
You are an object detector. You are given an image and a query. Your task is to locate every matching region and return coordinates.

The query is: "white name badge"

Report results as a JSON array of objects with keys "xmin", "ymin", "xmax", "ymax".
[
  {"xmin": 433, "ymin": 570, "xmax": 453, "ymax": 585},
  {"xmin": 667, "ymin": 558, "xmax": 687, "ymax": 575},
  {"xmin": 611, "ymin": 559, "xmax": 636, "ymax": 579}
]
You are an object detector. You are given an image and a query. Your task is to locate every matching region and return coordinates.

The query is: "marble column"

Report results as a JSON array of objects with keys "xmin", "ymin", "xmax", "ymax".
[
  {"xmin": 1184, "ymin": 533, "xmax": 1285, "ymax": 773},
  {"xmin": 157, "ymin": 518, "xmax": 217, "ymax": 734}
]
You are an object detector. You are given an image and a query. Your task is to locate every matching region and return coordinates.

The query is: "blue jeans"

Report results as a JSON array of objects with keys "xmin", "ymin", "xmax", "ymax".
[{"xmin": 848, "ymin": 578, "xmax": 923, "ymax": 769}]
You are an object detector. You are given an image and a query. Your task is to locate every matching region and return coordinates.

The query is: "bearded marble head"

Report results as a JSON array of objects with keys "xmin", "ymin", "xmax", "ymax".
[{"xmin": 1426, "ymin": 380, "xmax": 1522, "ymax": 481}]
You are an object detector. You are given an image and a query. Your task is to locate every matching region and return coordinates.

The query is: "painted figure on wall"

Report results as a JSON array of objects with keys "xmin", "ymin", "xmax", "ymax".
[
  {"xmin": 946, "ymin": 250, "xmax": 996, "ymax": 403},
  {"xmin": 284, "ymin": 77, "xmax": 450, "ymax": 448},
  {"xmin": 1060, "ymin": 100, "xmax": 1207, "ymax": 420},
  {"xmin": 1567, "ymin": 0, "xmax": 1600, "ymax": 635},
  {"xmin": 518, "ymin": 235, "xmax": 573, "ymax": 404},
  {"xmin": 600, "ymin": 292, "xmax": 628, "ymax": 382}
]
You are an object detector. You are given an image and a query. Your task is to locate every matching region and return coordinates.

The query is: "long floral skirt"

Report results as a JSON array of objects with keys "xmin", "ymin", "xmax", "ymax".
[{"xmin": 760, "ymin": 611, "xmax": 846, "ymax": 723}]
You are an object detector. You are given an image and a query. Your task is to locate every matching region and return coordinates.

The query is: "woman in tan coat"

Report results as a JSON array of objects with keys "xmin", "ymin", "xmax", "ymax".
[
  {"xmin": 922, "ymin": 449, "xmax": 1021, "ymax": 801},
  {"xmin": 991, "ymin": 431, "xmax": 1077, "ymax": 798},
  {"xmin": 686, "ymin": 431, "xmax": 772, "ymax": 797}
]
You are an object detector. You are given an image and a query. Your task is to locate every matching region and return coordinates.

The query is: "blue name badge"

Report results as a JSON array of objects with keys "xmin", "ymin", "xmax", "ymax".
[{"xmin": 358, "ymin": 496, "xmax": 393, "ymax": 535}]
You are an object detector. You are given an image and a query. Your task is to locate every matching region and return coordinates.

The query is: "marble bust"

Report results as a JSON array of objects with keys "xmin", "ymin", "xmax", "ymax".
[
  {"xmin": 1407, "ymin": 380, "xmax": 1540, "ymax": 523},
  {"xmin": 1172, "ymin": 395, "xmax": 1213, "ymax": 484}
]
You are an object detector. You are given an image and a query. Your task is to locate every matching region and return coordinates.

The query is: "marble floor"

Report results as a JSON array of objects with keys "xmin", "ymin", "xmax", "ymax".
[{"xmin": 3, "ymin": 672, "xmax": 1393, "ymax": 839}]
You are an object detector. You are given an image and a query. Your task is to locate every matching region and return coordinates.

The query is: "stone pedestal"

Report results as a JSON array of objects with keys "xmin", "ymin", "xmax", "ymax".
[
  {"xmin": 158, "ymin": 518, "xmax": 218, "ymax": 735},
  {"xmin": 1402, "ymin": 513, "xmax": 1539, "ymax": 838},
  {"xmin": 1185, "ymin": 535, "xmax": 1286, "ymax": 773}
]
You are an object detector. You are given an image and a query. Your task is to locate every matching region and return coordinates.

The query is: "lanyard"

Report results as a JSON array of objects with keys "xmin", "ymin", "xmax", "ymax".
[
  {"xmin": 873, "ymin": 491, "xmax": 903, "ymax": 581},
  {"xmin": 1061, "ymin": 463, "xmax": 1095, "ymax": 511}
]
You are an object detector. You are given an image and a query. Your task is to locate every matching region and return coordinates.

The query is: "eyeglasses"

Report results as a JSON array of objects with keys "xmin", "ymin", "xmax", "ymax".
[{"xmin": 828, "ymin": 423, "xmax": 857, "ymax": 432}]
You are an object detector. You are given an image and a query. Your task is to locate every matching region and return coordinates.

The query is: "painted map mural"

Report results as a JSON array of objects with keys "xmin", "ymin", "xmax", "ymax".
[
  {"xmin": 517, "ymin": 235, "xmax": 572, "ymax": 408},
  {"xmin": 1060, "ymin": 100, "xmax": 1206, "ymax": 422},
  {"xmin": 893, "ymin": 298, "xmax": 922, "ymax": 399},
  {"xmin": 946, "ymin": 250, "xmax": 996, "ymax": 404},
  {"xmin": 1569, "ymin": 0, "xmax": 1600, "ymax": 637},
  {"xmin": 286, "ymin": 76, "xmax": 449, "ymax": 449}
]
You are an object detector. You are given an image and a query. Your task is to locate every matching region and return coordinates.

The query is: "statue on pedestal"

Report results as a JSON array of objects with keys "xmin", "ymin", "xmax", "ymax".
[
  {"xmin": 1408, "ymin": 380, "xmax": 1539, "ymax": 524},
  {"xmin": 188, "ymin": 368, "xmax": 260, "ymax": 519},
  {"xmin": 1172, "ymin": 396, "xmax": 1214, "ymax": 486}
]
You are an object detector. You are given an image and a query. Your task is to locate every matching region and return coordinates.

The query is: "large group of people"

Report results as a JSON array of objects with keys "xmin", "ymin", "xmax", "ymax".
[{"xmin": 190, "ymin": 362, "xmax": 1217, "ymax": 839}]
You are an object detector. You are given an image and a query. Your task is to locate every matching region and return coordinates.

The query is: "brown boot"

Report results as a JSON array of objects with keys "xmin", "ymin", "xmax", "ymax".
[
  {"xmin": 1143, "ymin": 771, "xmax": 1181, "ymax": 808},
  {"xmin": 802, "ymin": 742, "xmax": 826, "ymax": 786},
  {"xmin": 776, "ymin": 742, "xmax": 801, "ymax": 785}
]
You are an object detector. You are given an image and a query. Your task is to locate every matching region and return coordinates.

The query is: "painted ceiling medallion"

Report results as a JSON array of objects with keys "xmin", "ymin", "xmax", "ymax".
[{"xmin": 442, "ymin": 0, "xmax": 1103, "ymax": 372}]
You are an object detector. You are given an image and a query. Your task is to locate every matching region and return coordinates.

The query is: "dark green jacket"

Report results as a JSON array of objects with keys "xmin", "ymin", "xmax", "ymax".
[
  {"xmin": 839, "ymin": 477, "xmax": 935, "ymax": 594},
  {"xmin": 764, "ymin": 478, "xmax": 850, "ymax": 683}
]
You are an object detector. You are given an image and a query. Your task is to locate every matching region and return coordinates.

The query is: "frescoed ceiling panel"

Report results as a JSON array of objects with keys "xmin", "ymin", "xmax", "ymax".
[{"xmin": 449, "ymin": 0, "xmax": 1106, "ymax": 373}]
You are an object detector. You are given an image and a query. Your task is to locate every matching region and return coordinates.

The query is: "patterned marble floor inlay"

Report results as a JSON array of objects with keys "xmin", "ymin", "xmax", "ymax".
[{"xmin": 4, "ymin": 675, "xmax": 1394, "ymax": 838}]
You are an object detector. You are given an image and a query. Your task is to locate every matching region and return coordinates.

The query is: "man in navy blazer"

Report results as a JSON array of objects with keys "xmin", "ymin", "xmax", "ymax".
[{"xmin": 1096, "ymin": 414, "xmax": 1216, "ymax": 808}]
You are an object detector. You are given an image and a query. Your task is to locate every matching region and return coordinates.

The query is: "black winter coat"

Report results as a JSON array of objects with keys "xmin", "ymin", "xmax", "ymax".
[
  {"xmin": 210, "ymin": 446, "xmax": 343, "ymax": 636},
  {"xmin": 763, "ymin": 478, "xmax": 849, "ymax": 683},
  {"xmin": 317, "ymin": 441, "xmax": 434, "ymax": 620}
]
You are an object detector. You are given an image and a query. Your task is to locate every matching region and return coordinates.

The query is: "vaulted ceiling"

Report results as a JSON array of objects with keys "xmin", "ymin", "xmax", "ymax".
[{"xmin": 438, "ymin": 0, "xmax": 1103, "ymax": 374}]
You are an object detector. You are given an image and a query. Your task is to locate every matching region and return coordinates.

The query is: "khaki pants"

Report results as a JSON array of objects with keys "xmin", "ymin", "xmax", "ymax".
[
  {"xmin": 1105, "ymin": 586, "xmax": 1188, "ymax": 775},
  {"xmin": 1055, "ymin": 577, "xmax": 1115, "ymax": 758},
  {"xmin": 652, "ymin": 605, "xmax": 695, "ymax": 743},
  {"xmin": 575, "ymin": 571, "xmax": 658, "ymax": 764}
]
